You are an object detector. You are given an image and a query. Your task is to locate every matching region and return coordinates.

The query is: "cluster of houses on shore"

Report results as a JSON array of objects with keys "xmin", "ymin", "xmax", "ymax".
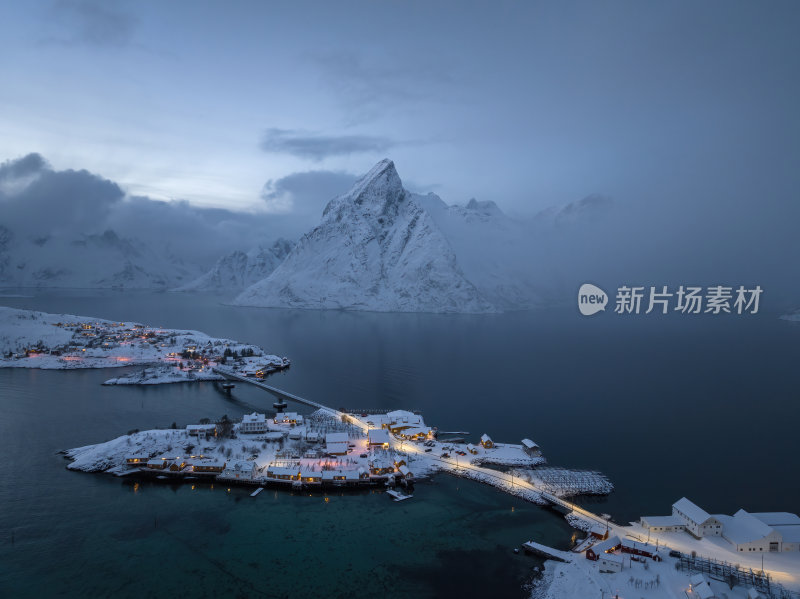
[
  {"xmin": 123, "ymin": 411, "xmax": 419, "ymax": 489},
  {"xmin": 641, "ymin": 497, "xmax": 800, "ymax": 553},
  {"xmin": 7, "ymin": 318, "xmax": 289, "ymax": 381}
]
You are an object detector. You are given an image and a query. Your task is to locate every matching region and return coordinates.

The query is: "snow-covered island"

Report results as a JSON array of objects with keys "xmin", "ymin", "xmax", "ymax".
[
  {"xmin": 65, "ymin": 401, "xmax": 800, "ymax": 598},
  {"xmin": 0, "ymin": 306, "xmax": 289, "ymax": 385}
]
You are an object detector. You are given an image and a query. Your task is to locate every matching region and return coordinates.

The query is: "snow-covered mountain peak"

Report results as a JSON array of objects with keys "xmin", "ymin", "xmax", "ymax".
[
  {"xmin": 233, "ymin": 159, "xmax": 495, "ymax": 313},
  {"xmin": 323, "ymin": 158, "xmax": 404, "ymax": 219},
  {"xmin": 465, "ymin": 198, "xmax": 503, "ymax": 216}
]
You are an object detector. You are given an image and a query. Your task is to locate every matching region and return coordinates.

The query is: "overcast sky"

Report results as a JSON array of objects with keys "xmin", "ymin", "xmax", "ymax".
[{"xmin": 1, "ymin": 1, "xmax": 798, "ymax": 217}]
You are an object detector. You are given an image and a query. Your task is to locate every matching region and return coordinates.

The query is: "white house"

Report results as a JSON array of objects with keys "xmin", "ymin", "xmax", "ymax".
[
  {"xmin": 325, "ymin": 432, "xmax": 349, "ymax": 455},
  {"xmin": 186, "ymin": 423, "xmax": 216, "ymax": 437},
  {"xmin": 773, "ymin": 525, "xmax": 800, "ymax": 552},
  {"xmin": 221, "ymin": 460, "xmax": 257, "ymax": 480},
  {"xmin": 722, "ymin": 510, "xmax": 785, "ymax": 553},
  {"xmin": 672, "ymin": 498, "xmax": 723, "ymax": 537},
  {"xmin": 240, "ymin": 412, "xmax": 267, "ymax": 434},
  {"xmin": 640, "ymin": 515, "xmax": 686, "ymax": 533},
  {"xmin": 597, "ymin": 552, "xmax": 624, "ymax": 573},
  {"xmin": 690, "ymin": 574, "xmax": 716, "ymax": 599}
]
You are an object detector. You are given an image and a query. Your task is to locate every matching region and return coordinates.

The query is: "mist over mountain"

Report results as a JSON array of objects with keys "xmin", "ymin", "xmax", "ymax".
[
  {"xmin": 0, "ymin": 153, "xmax": 308, "ymax": 289},
  {"xmin": 173, "ymin": 239, "xmax": 295, "ymax": 292}
]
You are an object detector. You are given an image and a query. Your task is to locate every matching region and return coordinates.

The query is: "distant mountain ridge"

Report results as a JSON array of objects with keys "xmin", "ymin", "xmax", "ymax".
[
  {"xmin": 173, "ymin": 239, "xmax": 295, "ymax": 292},
  {"xmin": 0, "ymin": 226, "xmax": 201, "ymax": 289}
]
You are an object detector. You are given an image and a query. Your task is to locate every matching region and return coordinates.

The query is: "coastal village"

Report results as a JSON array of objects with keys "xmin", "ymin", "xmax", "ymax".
[
  {"xmin": 3, "ymin": 306, "xmax": 799, "ymax": 599},
  {"xmin": 0, "ymin": 306, "xmax": 290, "ymax": 384}
]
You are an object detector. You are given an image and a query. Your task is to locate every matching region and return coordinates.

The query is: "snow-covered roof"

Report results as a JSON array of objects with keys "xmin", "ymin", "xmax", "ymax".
[
  {"xmin": 268, "ymin": 466, "xmax": 299, "ymax": 476},
  {"xmin": 275, "ymin": 412, "xmax": 301, "ymax": 421},
  {"xmin": 673, "ymin": 497, "xmax": 712, "ymax": 525},
  {"xmin": 751, "ymin": 512, "xmax": 800, "ymax": 527},
  {"xmin": 321, "ymin": 470, "xmax": 346, "ymax": 480},
  {"xmin": 300, "ymin": 469, "xmax": 321, "ymax": 478},
  {"xmin": 641, "ymin": 515, "xmax": 684, "ymax": 527},
  {"xmin": 186, "ymin": 423, "xmax": 216, "ymax": 431},
  {"xmin": 599, "ymin": 553, "xmax": 623, "ymax": 564},
  {"xmin": 481, "ymin": 433, "xmax": 492, "ymax": 443},
  {"xmin": 590, "ymin": 535, "xmax": 620, "ymax": 554},
  {"xmin": 242, "ymin": 412, "xmax": 266, "ymax": 424},
  {"xmin": 368, "ymin": 429, "xmax": 390, "ymax": 443},
  {"xmin": 398, "ymin": 464, "xmax": 411, "ymax": 476},
  {"xmin": 386, "ymin": 410, "xmax": 421, "ymax": 423},
  {"xmin": 722, "ymin": 511, "xmax": 775, "ymax": 544},
  {"xmin": 521, "ymin": 438, "xmax": 538, "ymax": 449},
  {"xmin": 224, "ymin": 460, "xmax": 255, "ymax": 472},
  {"xmin": 325, "ymin": 433, "xmax": 348, "ymax": 443},
  {"xmin": 775, "ymin": 525, "xmax": 800, "ymax": 543},
  {"xmin": 369, "ymin": 455, "xmax": 394, "ymax": 468},
  {"xmin": 689, "ymin": 575, "xmax": 714, "ymax": 599}
]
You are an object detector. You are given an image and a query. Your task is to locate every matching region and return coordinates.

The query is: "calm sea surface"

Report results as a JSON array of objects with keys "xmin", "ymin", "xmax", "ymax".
[{"xmin": 1, "ymin": 290, "xmax": 798, "ymax": 597}]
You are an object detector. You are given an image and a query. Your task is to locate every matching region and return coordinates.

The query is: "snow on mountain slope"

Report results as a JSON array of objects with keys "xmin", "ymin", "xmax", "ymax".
[
  {"xmin": 0, "ymin": 227, "xmax": 201, "ymax": 289},
  {"xmin": 233, "ymin": 160, "xmax": 495, "ymax": 313},
  {"xmin": 414, "ymin": 194, "xmax": 541, "ymax": 311},
  {"xmin": 173, "ymin": 238, "xmax": 295, "ymax": 292}
]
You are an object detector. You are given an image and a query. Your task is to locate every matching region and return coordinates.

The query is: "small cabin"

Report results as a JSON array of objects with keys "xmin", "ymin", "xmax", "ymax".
[
  {"xmin": 521, "ymin": 438, "xmax": 541, "ymax": 457},
  {"xmin": 598, "ymin": 553, "xmax": 624, "ymax": 573},
  {"xmin": 589, "ymin": 525, "xmax": 609, "ymax": 540},
  {"xmin": 186, "ymin": 424, "xmax": 217, "ymax": 437},
  {"xmin": 193, "ymin": 461, "xmax": 226, "ymax": 473},
  {"xmin": 126, "ymin": 456, "xmax": 149, "ymax": 467},
  {"xmin": 267, "ymin": 466, "xmax": 299, "ymax": 480},
  {"xmin": 586, "ymin": 536, "xmax": 621, "ymax": 561},
  {"xmin": 480, "ymin": 434, "xmax": 493, "ymax": 449},
  {"xmin": 147, "ymin": 459, "xmax": 168, "ymax": 470},
  {"xmin": 300, "ymin": 470, "xmax": 322, "ymax": 483}
]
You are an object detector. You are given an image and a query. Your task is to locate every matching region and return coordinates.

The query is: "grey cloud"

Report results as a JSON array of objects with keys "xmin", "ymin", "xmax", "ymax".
[
  {"xmin": 0, "ymin": 154, "xmax": 124, "ymax": 236},
  {"xmin": 260, "ymin": 128, "xmax": 395, "ymax": 161},
  {"xmin": 261, "ymin": 170, "xmax": 358, "ymax": 216},
  {"xmin": 0, "ymin": 154, "xmax": 311, "ymax": 267},
  {"xmin": 0, "ymin": 153, "xmax": 48, "ymax": 180},
  {"xmin": 47, "ymin": 0, "xmax": 139, "ymax": 48}
]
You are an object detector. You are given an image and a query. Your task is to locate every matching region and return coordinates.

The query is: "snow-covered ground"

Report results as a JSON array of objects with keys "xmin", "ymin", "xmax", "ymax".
[
  {"xmin": 530, "ymin": 553, "xmax": 764, "ymax": 599},
  {"xmin": 65, "ymin": 409, "xmax": 439, "ymax": 484},
  {"xmin": 0, "ymin": 306, "xmax": 287, "ymax": 384}
]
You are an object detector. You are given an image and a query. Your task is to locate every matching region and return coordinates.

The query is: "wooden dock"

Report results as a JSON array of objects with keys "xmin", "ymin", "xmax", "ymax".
[{"xmin": 521, "ymin": 541, "xmax": 572, "ymax": 563}]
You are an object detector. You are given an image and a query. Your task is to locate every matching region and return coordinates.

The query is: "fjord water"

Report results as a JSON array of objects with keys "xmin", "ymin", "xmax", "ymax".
[{"xmin": 1, "ymin": 290, "xmax": 799, "ymax": 597}]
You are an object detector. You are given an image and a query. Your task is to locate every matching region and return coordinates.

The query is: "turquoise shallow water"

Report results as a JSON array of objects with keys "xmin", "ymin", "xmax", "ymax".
[
  {"xmin": 1, "ymin": 290, "xmax": 799, "ymax": 597},
  {"xmin": 0, "ymin": 367, "xmax": 568, "ymax": 598}
]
